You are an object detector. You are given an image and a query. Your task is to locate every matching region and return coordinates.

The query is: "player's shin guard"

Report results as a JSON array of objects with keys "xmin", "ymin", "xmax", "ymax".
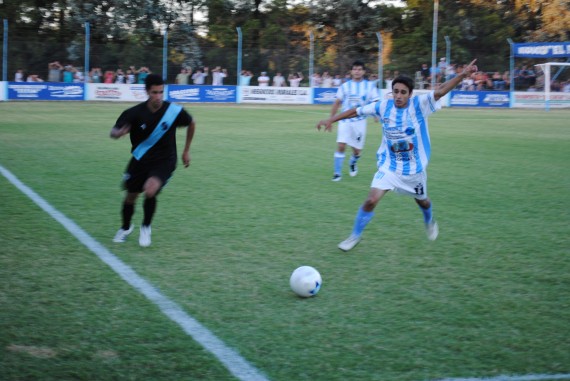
[
  {"xmin": 143, "ymin": 197, "xmax": 157, "ymax": 226},
  {"xmin": 353, "ymin": 206, "xmax": 375, "ymax": 237},
  {"xmin": 334, "ymin": 152, "xmax": 345, "ymax": 175},
  {"xmin": 418, "ymin": 204, "xmax": 433, "ymax": 224},
  {"xmin": 122, "ymin": 202, "xmax": 135, "ymax": 230}
]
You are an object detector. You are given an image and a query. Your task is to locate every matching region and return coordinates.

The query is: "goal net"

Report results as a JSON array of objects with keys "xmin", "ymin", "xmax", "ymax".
[{"xmin": 534, "ymin": 62, "xmax": 570, "ymax": 110}]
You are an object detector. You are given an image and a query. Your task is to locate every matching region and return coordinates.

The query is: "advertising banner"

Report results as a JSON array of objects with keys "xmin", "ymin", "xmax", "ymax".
[
  {"xmin": 7, "ymin": 82, "xmax": 84, "ymax": 100},
  {"xmin": 513, "ymin": 91, "xmax": 570, "ymax": 108},
  {"xmin": 85, "ymin": 83, "xmax": 147, "ymax": 102},
  {"xmin": 513, "ymin": 42, "xmax": 570, "ymax": 58},
  {"xmin": 168, "ymin": 85, "xmax": 237, "ymax": 103},
  {"xmin": 313, "ymin": 87, "xmax": 338, "ymax": 104},
  {"xmin": 449, "ymin": 91, "xmax": 510, "ymax": 108},
  {"xmin": 239, "ymin": 86, "xmax": 311, "ymax": 104},
  {"xmin": 0, "ymin": 81, "xmax": 6, "ymax": 101}
]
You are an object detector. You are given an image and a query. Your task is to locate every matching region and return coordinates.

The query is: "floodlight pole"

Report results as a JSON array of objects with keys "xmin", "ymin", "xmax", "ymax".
[
  {"xmin": 444, "ymin": 35, "xmax": 450, "ymax": 81},
  {"xmin": 431, "ymin": 0, "xmax": 439, "ymax": 90},
  {"xmin": 2, "ymin": 19, "xmax": 7, "ymax": 82},
  {"xmin": 376, "ymin": 31, "xmax": 383, "ymax": 90},
  {"xmin": 309, "ymin": 30, "xmax": 314, "ymax": 87},
  {"xmin": 236, "ymin": 27, "xmax": 242, "ymax": 86},
  {"xmin": 162, "ymin": 28, "xmax": 168, "ymax": 81},
  {"xmin": 507, "ymin": 38, "xmax": 514, "ymax": 108},
  {"xmin": 84, "ymin": 22, "xmax": 90, "ymax": 86}
]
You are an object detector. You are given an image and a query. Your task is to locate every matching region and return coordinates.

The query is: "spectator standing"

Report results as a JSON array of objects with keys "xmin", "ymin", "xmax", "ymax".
[
  {"xmin": 136, "ymin": 67, "xmax": 151, "ymax": 84},
  {"xmin": 175, "ymin": 68, "xmax": 190, "ymax": 85},
  {"xmin": 115, "ymin": 68, "xmax": 126, "ymax": 84},
  {"xmin": 104, "ymin": 70, "xmax": 115, "ymax": 84},
  {"xmin": 211, "ymin": 66, "xmax": 227, "ymax": 86},
  {"xmin": 321, "ymin": 72, "xmax": 333, "ymax": 88},
  {"xmin": 272, "ymin": 72, "xmax": 287, "ymax": 87},
  {"xmin": 258, "ymin": 71, "xmax": 270, "ymax": 86},
  {"xmin": 288, "ymin": 72, "xmax": 303, "ymax": 87},
  {"xmin": 15, "ymin": 69, "xmax": 25, "ymax": 82},
  {"xmin": 332, "ymin": 74, "xmax": 343, "ymax": 87},
  {"xmin": 63, "ymin": 65, "xmax": 74, "ymax": 83},
  {"xmin": 192, "ymin": 68, "xmax": 208, "ymax": 85},
  {"xmin": 240, "ymin": 70, "xmax": 253, "ymax": 86},
  {"xmin": 48, "ymin": 61, "xmax": 63, "ymax": 82},
  {"xmin": 90, "ymin": 68, "xmax": 102, "ymax": 83}
]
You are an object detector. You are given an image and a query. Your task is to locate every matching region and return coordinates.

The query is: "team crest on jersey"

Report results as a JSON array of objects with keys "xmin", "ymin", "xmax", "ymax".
[
  {"xmin": 405, "ymin": 127, "xmax": 415, "ymax": 135},
  {"xmin": 161, "ymin": 121, "xmax": 168, "ymax": 130},
  {"xmin": 140, "ymin": 123, "xmax": 147, "ymax": 130}
]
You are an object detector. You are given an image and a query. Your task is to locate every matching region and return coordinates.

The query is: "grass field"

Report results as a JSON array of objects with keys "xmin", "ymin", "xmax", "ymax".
[{"xmin": 1, "ymin": 102, "xmax": 569, "ymax": 381}]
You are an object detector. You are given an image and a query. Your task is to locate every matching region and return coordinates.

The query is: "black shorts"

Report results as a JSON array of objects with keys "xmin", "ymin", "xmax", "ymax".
[{"xmin": 122, "ymin": 157, "xmax": 176, "ymax": 193}]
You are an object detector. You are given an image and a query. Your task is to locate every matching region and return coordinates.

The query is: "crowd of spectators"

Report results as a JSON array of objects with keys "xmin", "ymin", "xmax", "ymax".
[{"xmin": 13, "ymin": 60, "xmax": 570, "ymax": 92}]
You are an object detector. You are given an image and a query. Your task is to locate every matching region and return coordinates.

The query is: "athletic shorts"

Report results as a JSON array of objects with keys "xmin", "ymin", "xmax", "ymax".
[
  {"xmin": 370, "ymin": 169, "xmax": 428, "ymax": 200},
  {"xmin": 337, "ymin": 119, "xmax": 367, "ymax": 150},
  {"xmin": 122, "ymin": 157, "xmax": 176, "ymax": 193}
]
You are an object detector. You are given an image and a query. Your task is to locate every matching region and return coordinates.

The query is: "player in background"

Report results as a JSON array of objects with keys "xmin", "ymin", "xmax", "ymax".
[
  {"xmin": 320, "ymin": 60, "xmax": 379, "ymax": 182},
  {"xmin": 110, "ymin": 74, "xmax": 196, "ymax": 247},
  {"xmin": 316, "ymin": 59, "xmax": 478, "ymax": 251}
]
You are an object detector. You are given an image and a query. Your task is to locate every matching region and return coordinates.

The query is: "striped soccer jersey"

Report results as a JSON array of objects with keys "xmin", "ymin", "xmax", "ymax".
[
  {"xmin": 357, "ymin": 92, "xmax": 441, "ymax": 175},
  {"xmin": 336, "ymin": 79, "xmax": 379, "ymax": 123}
]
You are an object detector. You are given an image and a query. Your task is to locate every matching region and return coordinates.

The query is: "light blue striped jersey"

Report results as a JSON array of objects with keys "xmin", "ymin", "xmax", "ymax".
[
  {"xmin": 336, "ymin": 79, "xmax": 379, "ymax": 123},
  {"xmin": 357, "ymin": 92, "xmax": 441, "ymax": 175}
]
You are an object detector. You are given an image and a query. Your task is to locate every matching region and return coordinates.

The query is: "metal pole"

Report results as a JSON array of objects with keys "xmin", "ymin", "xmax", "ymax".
[
  {"xmin": 376, "ymin": 31, "xmax": 383, "ymax": 89},
  {"xmin": 309, "ymin": 30, "xmax": 314, "ymax": 87},
  {"xmin": 444, "ymin": 35, "xmax": 450, "ymax": 81},
  {"xmin": 2, "ymin": 19, "xmax": 7, "ymax": 82},
  {"xmin": 162, "ymin": 29, "xmax": 168, "ymax": 81},
  {"xmin": 507, "ymin": 38, "xmax": 514, "ymax": 108},
  {"xmin": 84, "ymin": 22, "xmax": 90, "ymax": 84},
  {"xmin": 431, "ymin": 0, "xmax": 439, "ymax": 89},
  {"xmin": 236, "ymin": 27, "xmax": 242, "ymax": 85}
]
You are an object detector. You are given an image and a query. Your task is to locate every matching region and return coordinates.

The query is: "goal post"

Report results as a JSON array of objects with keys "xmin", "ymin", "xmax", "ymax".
[{"xmin": 534, "ymin": 62, "xmax": 570, "ymax": 111}]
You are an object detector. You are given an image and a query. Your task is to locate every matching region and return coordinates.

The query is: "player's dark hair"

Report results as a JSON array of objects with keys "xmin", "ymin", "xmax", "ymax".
[
  {"xmin": 392, "ymin": 75, "xmax": 414, "ymax": 93},
  {"xmin": 145, "ymin": 74, "xmax": 164, "ymax": 90},
  {"xmin": 352, "ymin": 60, "xmax": 366, "ymax": 71}
]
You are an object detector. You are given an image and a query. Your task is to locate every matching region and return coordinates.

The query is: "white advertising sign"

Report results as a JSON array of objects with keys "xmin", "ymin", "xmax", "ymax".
[
  {"xmin": 0, "ymin": 81, "xmax": 6, "ymax": 101},
  {"xmin": 239, "ymin": 86, "xmax": 311, "ymax": 104},
  {"xmin": 86, "ymin": 83, "xmax": 147, "ymax": 102}
]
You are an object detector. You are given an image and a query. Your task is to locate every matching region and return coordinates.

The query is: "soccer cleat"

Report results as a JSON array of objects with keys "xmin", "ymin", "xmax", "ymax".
[
  {"xmin": 139, "ymin": 225, "xmax": 152, "ymax": 247},
  {"xmin": 425, "ymin": 220, "xmax": 439, "ymax": 241},
  {"xmin": 113, "ymin": 225, "xmax": 134, "ymax": 243},
  {"xmin": 349, "ymin": 163, "xmax": 358, "ymax": 177},
  {"xmin": 338, "ymin": 234, "xmax": 362, "ymax": 252},
  {"xmin": 331, "ymin": 174, "xmax": 342, "ymax": 182}
]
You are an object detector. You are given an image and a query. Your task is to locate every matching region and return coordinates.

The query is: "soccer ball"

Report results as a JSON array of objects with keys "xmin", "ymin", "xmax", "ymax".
[{"xmin": 290, "ymin": 266, "xmax": 322, "ymax": 297}]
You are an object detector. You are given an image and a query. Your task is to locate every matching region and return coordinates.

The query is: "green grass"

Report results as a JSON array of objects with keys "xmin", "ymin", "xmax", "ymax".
[{"xmin": 1, "ymin": 102, "xmax": 569, "ymax": 381}]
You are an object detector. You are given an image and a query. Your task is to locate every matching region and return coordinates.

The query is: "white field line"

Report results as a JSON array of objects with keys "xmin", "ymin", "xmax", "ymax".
[
  {"xmin": 434, "ymin": 374, "xmax": 570, "ymax": 381},
  {"xmin": 0, "ymin": 164, "xmax": 269, "ymax": 381}
]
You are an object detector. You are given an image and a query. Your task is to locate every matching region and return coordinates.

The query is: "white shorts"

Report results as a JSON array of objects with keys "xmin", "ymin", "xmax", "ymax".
[
  {"xmin": 337, "ymin": 119, "xmax": 367, "ymax": 150},
  {"xmin": 370, "ymin": 169, "xmax": 429, "ymax": 200}
]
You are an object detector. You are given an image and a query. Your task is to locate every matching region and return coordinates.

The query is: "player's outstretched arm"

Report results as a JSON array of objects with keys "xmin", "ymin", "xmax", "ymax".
[
  {"xmin": 316, "ymin": 108, "xmax": 358, "ymax": 132},
  {"xmin": 434, "ymin": 59, "xmax": 478, "ymax": 101}
]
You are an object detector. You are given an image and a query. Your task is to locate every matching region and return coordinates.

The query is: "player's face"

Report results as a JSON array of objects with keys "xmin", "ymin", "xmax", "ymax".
[
  {"xmin": 392, "ymin": 83, "xmax": 412, "ymax": 108},
  {"xmin": 147, "ymin": 85, "xmax": 164, "ymax": 110},
  {"xmin": 351, "ymin": 66, "xmax": 365, "ymax": 81}
]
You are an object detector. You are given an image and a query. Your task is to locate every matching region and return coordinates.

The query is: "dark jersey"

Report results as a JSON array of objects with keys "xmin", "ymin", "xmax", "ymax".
[{"xmin": 115, "ymin": 100, "xmax": 192, "ymax": 163}]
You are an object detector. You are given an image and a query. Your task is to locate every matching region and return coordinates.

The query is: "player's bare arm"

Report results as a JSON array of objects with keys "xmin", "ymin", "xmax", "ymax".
[
  {"xmin": 110, "ymin": 123, "xmax": 131, "ymax": 139},
  {"xmin": 434, "ymin": 59, "xmax": 478, "ymax": 101},
  {"xmin": 182, "ymin": 120, "xmax": 196, "ymax": 168},
  {"xmin": 316, "ymin": 108, "xmax": 358, "ymax": 132}
]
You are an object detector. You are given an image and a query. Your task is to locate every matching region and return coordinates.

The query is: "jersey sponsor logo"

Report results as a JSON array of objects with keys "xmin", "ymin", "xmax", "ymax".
[{"xmin": 390, "ymin": 140, "xmax": 414, "ymax": 153}]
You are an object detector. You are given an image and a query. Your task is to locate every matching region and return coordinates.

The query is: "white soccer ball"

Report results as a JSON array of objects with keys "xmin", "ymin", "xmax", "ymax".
[{"xmin": 290, "ymin": 266, "xmax": 322, "ymax": 297}]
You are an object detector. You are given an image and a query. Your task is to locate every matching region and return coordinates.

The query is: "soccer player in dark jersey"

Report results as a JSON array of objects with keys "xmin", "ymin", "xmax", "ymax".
[{"xmin": 110, "ymin": 74, "xmax": 196, "ymax": 247}]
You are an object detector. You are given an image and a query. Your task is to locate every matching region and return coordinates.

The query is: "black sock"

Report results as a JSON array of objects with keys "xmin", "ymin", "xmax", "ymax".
[
  {"xmin": 122, "ymin": 202, "xmax": 134, "ymax": 230},
  {"xmin": 143, "ymin": 197, "xmax": 157, "ymax": 226}
]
